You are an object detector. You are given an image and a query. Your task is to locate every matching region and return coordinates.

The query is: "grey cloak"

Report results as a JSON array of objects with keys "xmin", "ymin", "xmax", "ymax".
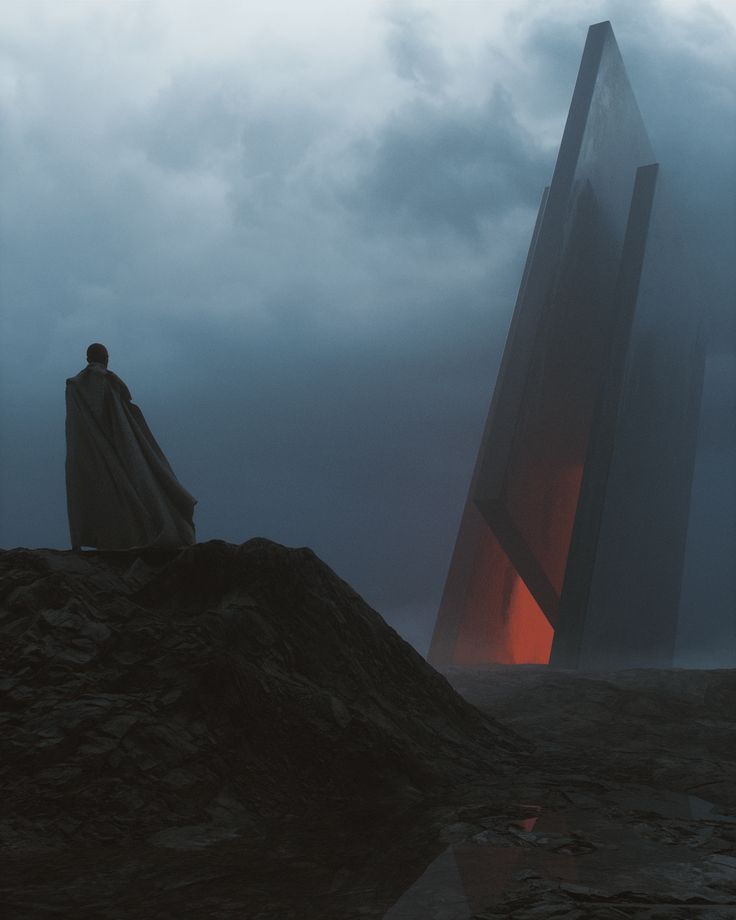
[{"xmin": 65, "ymin": 362, "xmax": 196, "ymax": 549}]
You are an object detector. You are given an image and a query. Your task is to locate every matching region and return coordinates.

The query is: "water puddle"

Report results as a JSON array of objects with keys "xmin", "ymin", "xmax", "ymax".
[
  {"xmin": 382, "ymin": 791, "xmax": 736, "ymax": 918},
  {"xmin": 383, "ymin": 806, "xmax": 576, "ymax": 919}
]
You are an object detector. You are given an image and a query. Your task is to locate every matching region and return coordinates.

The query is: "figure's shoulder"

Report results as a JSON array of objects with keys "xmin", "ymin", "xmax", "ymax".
[
  {"xmin": 67, "ymin": 364, "xmax": 100, "ymax": 381},
  {"xmin": 66, "ymin": 364, "xmax": 117, "ymax": 390},
  {"xmin": 66, "ymin": 367, "xmax": 90, "ymax": 387},
  {"xmin": 66, "ymin": 365, "xmax": 132, "ymax": 401}
]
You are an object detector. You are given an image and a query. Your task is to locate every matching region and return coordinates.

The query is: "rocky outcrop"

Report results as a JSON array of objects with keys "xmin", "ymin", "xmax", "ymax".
[
  {"xmin": 0, "ymin": 539, "xmax": 521, "ymax": 852},
  {"xmin": 3, "ymin": 549, "xmax": 736, "ymax": 919}
]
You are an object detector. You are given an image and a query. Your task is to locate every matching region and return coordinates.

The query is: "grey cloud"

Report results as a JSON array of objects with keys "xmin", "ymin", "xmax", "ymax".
[
  {"xmin": 384, "ymin": 6, "xmax": 447, "ymax": 91},
  {"xmin": 138, "ymin": 74, "xmax": 243, "ymax": 173},
  {"xmin": 0, "ymin": 3, "xmax": 734, "ymax": 658},
  {"xmin": 138, "ymin": 70, "xmax": 331, "ymax": 195},
  {"xmin": 350, "ymin": 88, "xmax": 549, "ymax": 239},
  {"xmin": 516, "ymin": 17, "xmax": 586, "ymax": 116}
]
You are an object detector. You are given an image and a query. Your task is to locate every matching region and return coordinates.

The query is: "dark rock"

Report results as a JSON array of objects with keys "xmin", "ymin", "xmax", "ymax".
[
  {"xmin": 0, "ymin": 539, "xmax": 521, "ymax": 852},
  {"xmin": 5, "ymin": 546, "xmax": 735, "ymax": 918}
]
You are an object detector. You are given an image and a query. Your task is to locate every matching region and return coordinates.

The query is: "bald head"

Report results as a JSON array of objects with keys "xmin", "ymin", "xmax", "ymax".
[{"xmin": 86, "ymin": 343, "xmax": 109, "ymax": 367}]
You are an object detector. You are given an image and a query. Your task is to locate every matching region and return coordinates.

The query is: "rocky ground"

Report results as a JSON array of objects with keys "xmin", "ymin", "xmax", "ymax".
[
  {"xmin": 1, "ymin": 541, "xmax": 734, "ymax": 918},
  {"xmin": 415, "ymin": 665, "xmax": 736, "ymax": 919},
  {"xmin": 0, "ymin": 540, "xmax": 519, "ymax": 918}
]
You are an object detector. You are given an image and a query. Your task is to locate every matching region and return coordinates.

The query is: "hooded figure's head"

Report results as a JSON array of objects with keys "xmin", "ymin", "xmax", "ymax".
[{"xmin": 86, "ymin": 343, "xmax": 109, "ymax": 368}]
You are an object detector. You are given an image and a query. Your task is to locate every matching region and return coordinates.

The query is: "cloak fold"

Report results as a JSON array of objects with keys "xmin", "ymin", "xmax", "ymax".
[{"xmin": 65, "ymin": 364, "xmax": 196, "ymax": 549}]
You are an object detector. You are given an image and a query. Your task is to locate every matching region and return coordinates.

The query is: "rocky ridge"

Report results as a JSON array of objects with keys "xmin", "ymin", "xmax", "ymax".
[{"xmin": 0, "ymin": 539, "xmax": 520, "ymax": 854}]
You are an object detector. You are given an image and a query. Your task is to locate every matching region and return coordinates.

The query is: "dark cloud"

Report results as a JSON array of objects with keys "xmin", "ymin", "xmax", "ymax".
[
  {"xmin": 350, "ymin": 87, "xmax": 550, "ymax": 242},
  {"xmin": 0, "ymin": 2, "xmax": 734, "ymax": 657},
  {"xmin": 351, "ymin": 88, "xmax": 548, "ymax": 240}
]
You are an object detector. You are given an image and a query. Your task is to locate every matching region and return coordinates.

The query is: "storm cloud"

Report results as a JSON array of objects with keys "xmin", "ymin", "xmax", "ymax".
[{"xmin": 0, "ymin": 0, "xmax": 733, "ymax": 654}]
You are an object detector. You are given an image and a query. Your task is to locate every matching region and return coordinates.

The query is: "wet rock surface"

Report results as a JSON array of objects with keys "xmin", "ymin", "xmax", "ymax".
[
  {"xmin": 410, "ymin": 666, "xmax": 736, "ymax": 920},
  {"xmin": 1, "ymin": 544, "xmax": 735, "ymax": 918}
]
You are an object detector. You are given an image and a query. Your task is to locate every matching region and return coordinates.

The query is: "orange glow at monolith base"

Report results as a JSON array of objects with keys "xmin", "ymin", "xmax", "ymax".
[
  {"xmin": 449, "ymin": 521, "xmax": 553, "ymax": 666},
  {"xmin": 505, "ymin": 573, "xmax": 554, "ymax": 664}
]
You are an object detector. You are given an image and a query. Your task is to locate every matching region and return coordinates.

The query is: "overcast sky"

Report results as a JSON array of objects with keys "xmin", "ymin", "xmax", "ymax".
[{"xmin": 1, "ymin": 0, "xmax": 734, "ymax": 656}]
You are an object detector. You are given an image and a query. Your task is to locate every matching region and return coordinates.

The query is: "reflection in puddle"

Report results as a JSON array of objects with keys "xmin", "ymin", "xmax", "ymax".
[
  {"xmin": 384, "ymin": 807, "xmax": 578, "ymax": 919},
  {"xmin": 382, "ymin": 847, "xmax": 472, "ymax": 920},
  {"xmin": 383, "ymin": 842, "xmax": 578, "ymax": 919},
  {"xmin": 383, "ymin": 791, "xmax": 733, "ymax": 919}
]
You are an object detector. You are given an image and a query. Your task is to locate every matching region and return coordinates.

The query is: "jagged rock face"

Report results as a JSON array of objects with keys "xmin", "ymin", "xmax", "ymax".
[{"xmin": 0, "ymin": 539, "xmax": 520, "ymax": 851}]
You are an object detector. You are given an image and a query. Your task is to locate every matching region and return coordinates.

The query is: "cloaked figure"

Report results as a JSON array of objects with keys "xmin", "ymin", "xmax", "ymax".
[{"xmin": 65, "ymin": 343, "xmax": 196, "ymax": 551}]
